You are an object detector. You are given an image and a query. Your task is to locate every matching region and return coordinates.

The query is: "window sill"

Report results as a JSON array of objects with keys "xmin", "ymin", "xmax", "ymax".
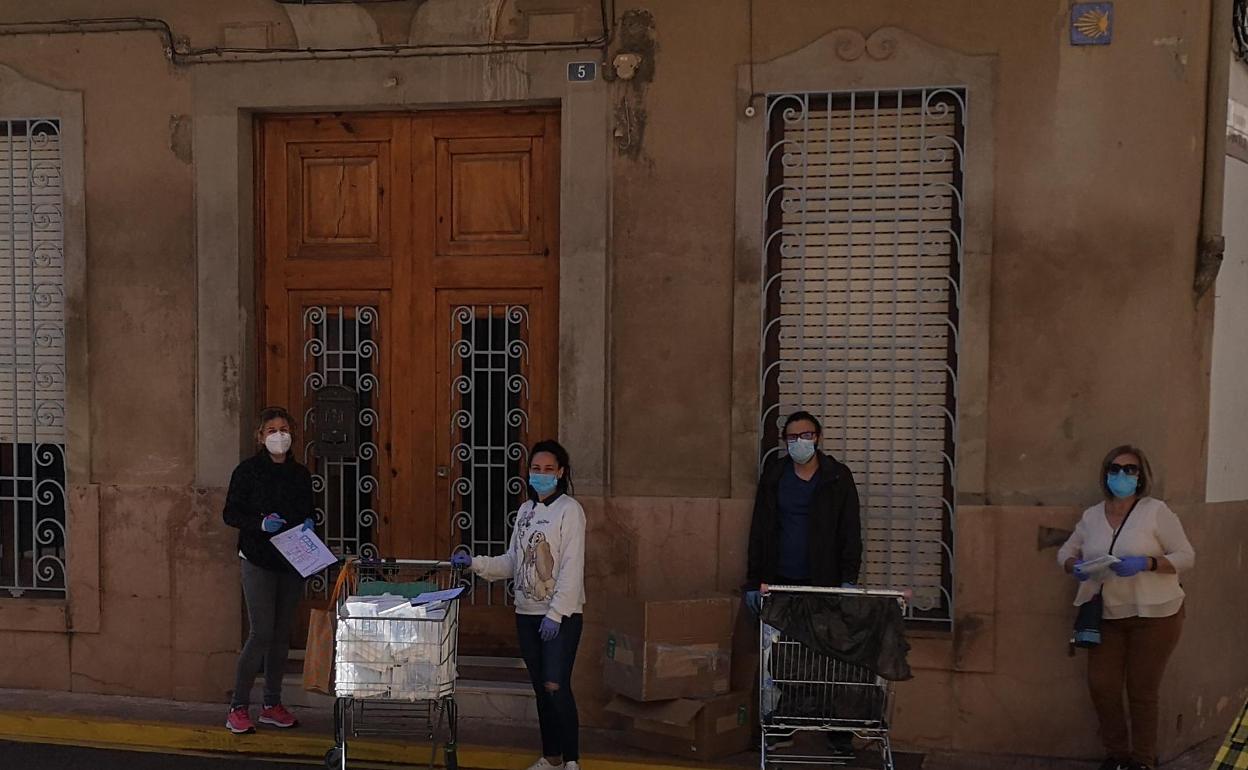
[{"xmin": 0, "ymin": 598, "xmax": 68, "ymax": 632}]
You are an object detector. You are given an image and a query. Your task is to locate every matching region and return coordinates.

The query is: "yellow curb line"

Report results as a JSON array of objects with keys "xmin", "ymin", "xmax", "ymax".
[{"xmin": 0, "ymin": 711, "xmax": 727, "ymax": 770}]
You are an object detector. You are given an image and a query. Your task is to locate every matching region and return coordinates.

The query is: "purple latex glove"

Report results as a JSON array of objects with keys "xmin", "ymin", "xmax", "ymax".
[
  {"xmin": 262, "ymin": 513, "xmax": 286, "ymax": 533},
  {"xmin": 539, "ymin": 617, "xmax": 561, "ymax": 641},
  {"xmin": 1110, "ymin": 556, "xmax": 1151, "ymax": 577},
  {"xmin": 1072, "ymin": 561, "xmax": 1094, "ymax": 582},
  {"xmin": 302, "ymin": 518, "xmax": 315, "ymax": 532},
  {"xmin": 450, "ymin": 551, "xmax": 473, "ymax": 569}
]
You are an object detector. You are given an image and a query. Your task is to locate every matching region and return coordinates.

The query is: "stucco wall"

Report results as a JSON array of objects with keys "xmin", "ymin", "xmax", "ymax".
[
  {"xmin": 0, "ymin": 31, "xmax": 241, "ymax": 701},
  {"xmin": 607, "ymin": 0, "xmax": 1214, "ymax": 505},
  {"xmin": 1208, "ymin": 57, "xmax": 1248, "ymax": 502},
  {"xmin": 0, "ymin": 0, "xmax": 1243, "ymax": 761}
]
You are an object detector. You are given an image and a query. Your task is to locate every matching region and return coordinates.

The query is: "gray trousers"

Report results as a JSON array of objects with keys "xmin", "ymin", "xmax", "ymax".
[{"xmin": 231, "ymin": 558, "xmax": 305, "ymax": 708}]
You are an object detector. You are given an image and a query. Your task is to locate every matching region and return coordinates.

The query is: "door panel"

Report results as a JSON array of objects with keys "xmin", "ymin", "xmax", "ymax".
[
  {"xmin": 287, "ymin": 142, "xmax": 390, "ymax": 259},
  {"xmin": 434, "ymin": 290, "xmax": 556, "ymax": 654},
  {"xmin": 288, "ymin": 295, "xmax": 389, "ymax": 562},
  {"xmin": 259, "ymin": 109, "xmax": 558, "ymax": 654},
  {"xmin": 436, "ymin": 137, "xmax": 543, "ymax": 257}
]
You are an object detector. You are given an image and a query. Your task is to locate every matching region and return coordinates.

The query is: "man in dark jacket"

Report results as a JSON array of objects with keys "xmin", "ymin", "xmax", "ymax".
[
  {"xmin": 744, "ymin": 409, "xmax": 863, "ymax": 754},
  {"xmin": 746, "ymin": 410, "xmax": 862, "ymax": 595}
]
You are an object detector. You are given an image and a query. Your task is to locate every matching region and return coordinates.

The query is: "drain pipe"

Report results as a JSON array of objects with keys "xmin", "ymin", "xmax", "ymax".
[{"xmin": 1196, "ymin": 0, "xmax": 1234, "ymax": 300}]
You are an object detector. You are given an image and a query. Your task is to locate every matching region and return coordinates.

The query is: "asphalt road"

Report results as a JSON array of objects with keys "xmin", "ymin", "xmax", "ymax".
[{"xmin": 0, "ymin": 741, "xmax": 325, "ymax": 770}]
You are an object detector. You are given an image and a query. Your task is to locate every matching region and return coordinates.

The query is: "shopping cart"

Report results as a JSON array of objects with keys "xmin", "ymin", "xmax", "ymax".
[
  {"xmin": 759, "ymin": 585, "xmax": 908, "ymax": 770},
  {"xmin": 325, "ymin": 558, "xmax": 465, "ymax": 770}
]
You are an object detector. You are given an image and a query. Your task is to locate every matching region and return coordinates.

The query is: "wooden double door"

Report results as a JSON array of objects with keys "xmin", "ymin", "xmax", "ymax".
[{"xmin": 257, "ymin": 110, "xmax": 559, "ymax": 653}]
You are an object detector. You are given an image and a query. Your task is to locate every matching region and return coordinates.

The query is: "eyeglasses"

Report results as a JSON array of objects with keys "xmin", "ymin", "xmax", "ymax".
[
  {"xmin": 783, "ymin": 431, "xmax": 818, "ymax": 443},
  {"xmin": 1108, "ymin": 463, "xmax": 1140, "ymax": 476}
]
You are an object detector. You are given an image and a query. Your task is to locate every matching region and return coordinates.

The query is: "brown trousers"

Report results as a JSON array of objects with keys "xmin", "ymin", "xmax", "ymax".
[{"xmin": 1087, "ymin": 605, "xmax": 1184, "ymax": 766}]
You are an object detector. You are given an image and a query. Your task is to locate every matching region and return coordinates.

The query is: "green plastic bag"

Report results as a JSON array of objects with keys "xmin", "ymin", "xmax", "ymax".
[{"xmin": 353, "ymin": 580, "xmax": 439, "ymax": 599}]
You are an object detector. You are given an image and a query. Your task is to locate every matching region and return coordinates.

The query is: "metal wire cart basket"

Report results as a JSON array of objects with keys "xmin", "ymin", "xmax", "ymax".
[
  {"xmin": 760, "ymin": 585, "xmax": 909, "ymax": 770},
  {"xmin": 325, "ymin": 558, "xmax": 465, "ymax": 770}
]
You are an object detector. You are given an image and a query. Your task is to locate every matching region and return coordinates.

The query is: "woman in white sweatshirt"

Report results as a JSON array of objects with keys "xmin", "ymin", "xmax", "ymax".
[
  {"xmin": 451, "ymin": 439, "xmax": 586, "ymax": 770},
  {"xmin": 1058, "ymin": 445, "xmax": 1195, "ymax": 770}
]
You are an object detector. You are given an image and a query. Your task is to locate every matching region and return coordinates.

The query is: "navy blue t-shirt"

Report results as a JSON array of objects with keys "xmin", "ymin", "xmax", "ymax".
[{"xmin": 777, "ymin": 464, "xmax": 819, "ymax": 580}]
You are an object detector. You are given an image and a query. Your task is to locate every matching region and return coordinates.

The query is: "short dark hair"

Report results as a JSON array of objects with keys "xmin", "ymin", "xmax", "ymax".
[
  {"xmin": 1099, "ymin": 444, "xmax": 1153, "ymax": 499},
  {"xmin": 783, "ymin": 410, "xmax": 823, "ymax": 437},
  {"xmin": 256, "ymin": 406, "xmax": 296, "ymax": 437},
  {"xmin": 530, "ymin": 439, "xmax": 574, "ymax": 495}
]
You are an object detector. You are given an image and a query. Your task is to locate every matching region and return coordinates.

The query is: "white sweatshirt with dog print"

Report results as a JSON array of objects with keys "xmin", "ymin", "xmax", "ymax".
[{"xmin": 470, "ymin": 492, "xmax": 586, "ymax": 622}]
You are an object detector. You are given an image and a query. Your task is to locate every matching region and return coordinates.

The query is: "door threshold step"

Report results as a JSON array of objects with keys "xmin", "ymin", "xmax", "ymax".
[{"xmin": 459, "ymin": 656, "xmax": 526, "ymax": 669}]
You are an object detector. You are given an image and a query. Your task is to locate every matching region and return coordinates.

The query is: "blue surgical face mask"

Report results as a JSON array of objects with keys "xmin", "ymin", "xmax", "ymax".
[
  {"xmin": 529, "ymin": 472, "xmax": 559, "ymax": 496},
  {"xmin": 1106, "ymin": 471, "xmax": 1139, "ymax": 499},
  {"xmin": 787, "ymin": 438, "xmax": 817, "ymax": 464}
]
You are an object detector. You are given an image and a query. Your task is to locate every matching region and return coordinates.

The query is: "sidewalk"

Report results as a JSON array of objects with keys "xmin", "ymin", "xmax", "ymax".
[
  {"xmin": 0, "ymin": 687, "xmax": 1221, "ymax": 770},
  {"xmin": 0, "ymin": 688, "xmax": 758, "ymax": 770}
]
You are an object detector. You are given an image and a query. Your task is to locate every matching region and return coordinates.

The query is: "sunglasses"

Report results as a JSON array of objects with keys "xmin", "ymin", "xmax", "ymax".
[{"xmin": 1108, "ymin": 463, "xmax": 1140, "ymax": 476}]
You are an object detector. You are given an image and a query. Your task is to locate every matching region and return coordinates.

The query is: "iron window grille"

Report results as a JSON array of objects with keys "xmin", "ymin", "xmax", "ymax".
[
  {"xmin": 759, "ymin": 89, "xmax": 965, "ymax": 624},
  {"xmin": 0, "ymin": 118, "xmax": 67, "ymax": 599}
]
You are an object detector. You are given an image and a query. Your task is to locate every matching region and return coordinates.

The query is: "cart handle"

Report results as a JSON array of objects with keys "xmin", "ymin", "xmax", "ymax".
[{"xmin": 763, "ymin": 584, "xmax": 908, "ymax": 611}]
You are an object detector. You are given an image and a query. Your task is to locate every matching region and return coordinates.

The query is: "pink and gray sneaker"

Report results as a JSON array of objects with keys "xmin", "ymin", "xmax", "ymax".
[
  {"xmin": 225, "ymin": 706, "xmax": 255, "ymax": 734},
  {"xmin": 259, "ymin": 703, "xmax": 299, "ymax": 729}
]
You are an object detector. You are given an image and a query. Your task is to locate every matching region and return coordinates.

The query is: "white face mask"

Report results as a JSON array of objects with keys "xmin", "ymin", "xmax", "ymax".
[{"xmin": 264, "ymin": 431, "xmax": 292, "ymax": 456}]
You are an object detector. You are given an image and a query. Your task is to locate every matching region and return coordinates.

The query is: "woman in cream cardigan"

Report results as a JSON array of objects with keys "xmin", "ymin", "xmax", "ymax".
[{"xmin": 1058, "ymin": 445, "xmax": 1195, "ymax": 770}]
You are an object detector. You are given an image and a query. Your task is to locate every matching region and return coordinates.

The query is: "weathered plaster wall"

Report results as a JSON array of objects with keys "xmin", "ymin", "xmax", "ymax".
[
  {"xmin": 0, "ymin": 0, "xmax": 1242, "ymax": 761},
  {"xmin": 608, "ymin": 0, "xmax": 1214, "ymax": 506},
  {"xmin": 1208, "ymin": 58, "xmax": 1248, "ymax": 502},
  {"xmin": 0, "ymin": 30, "xmax": 233, "ymax": 699}
]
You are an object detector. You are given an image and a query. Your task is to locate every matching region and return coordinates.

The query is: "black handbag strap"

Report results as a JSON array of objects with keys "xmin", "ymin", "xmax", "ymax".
[
  {"xmin": 1096, "ymin": 498, "xmax": 1142, "ymax": 601},
  {"xmin": 1107, "ymin": 498, "xmax": 1141, "ymax": 556}
]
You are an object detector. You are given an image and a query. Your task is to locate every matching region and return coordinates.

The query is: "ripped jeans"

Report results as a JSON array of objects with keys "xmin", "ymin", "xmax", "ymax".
[{"xmin": 516, "ymin": 613, "xmax": 583, "ymax": 762}]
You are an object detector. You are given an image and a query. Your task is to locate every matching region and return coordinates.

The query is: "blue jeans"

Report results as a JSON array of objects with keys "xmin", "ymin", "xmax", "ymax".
[{"xmin": 516, "ymin": 613, "xmax": 583, "ymax": 762}]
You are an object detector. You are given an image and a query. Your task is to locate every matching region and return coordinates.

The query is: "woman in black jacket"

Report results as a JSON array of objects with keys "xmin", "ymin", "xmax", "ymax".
[{"xmin": 222, "ymin": 406, "xmax": 314, "ymax": 735}]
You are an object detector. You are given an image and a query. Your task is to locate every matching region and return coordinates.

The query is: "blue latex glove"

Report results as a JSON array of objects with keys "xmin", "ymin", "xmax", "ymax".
[
  {"xmin": 301, "ymin": 518, "xmax": 315, "ymax": 532},
  {"xmin": 450, "ymin": 551, "xmax": 473, "ymax": 569},
  {"xmin": 744, "ymin": 590, "xmax": 761, "ymax": 615},
  {"xmin": 1072, "ymin": 561, "xmax": 1094, "ymax": 582},
  {"xmin": 261, "ymin": 513, "xmax": 286, "ymax": 533},
  {"xmin": 539, "ymin": 617, "xmax": 561, "ymax": 642},
  {"xmin": 1111, "ymin": 556, "xmax": 1151, "ymax": 578}
]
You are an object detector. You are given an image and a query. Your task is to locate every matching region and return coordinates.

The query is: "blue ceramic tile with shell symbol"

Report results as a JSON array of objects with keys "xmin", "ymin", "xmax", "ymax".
[{"xmin": 1071, "ymin": 2, "xmax": 1113, "ymax": 46}]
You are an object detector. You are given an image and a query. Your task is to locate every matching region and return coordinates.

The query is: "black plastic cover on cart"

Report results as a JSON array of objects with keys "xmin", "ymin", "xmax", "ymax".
[{"xmin": 760, "ymin": 591, "xmax": 912, "ymax": 682}]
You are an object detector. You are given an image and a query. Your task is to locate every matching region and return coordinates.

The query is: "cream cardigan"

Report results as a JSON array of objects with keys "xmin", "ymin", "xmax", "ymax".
[{"xmin": 1057, "ymin": 497, "xmax": 1195, "ymax": 619}]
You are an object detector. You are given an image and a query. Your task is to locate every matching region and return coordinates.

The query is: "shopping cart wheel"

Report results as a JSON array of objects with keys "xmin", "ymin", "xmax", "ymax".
[{"xmin": 324, "ymin": 746, "xmax": 343, "ymax": 770}]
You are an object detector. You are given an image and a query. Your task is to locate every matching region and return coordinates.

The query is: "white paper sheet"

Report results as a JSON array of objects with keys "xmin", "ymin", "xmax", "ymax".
[
  {"xmin": 411, "ymin": 587, "xmax": 466, "ymax": 605},
  {"xmin": 1080, "ymin": 554, "xmax": 1121, "ymax": 574},
  {"xmin": 270, "ymin": 526, "xmax": 338, "ymax": 578}
]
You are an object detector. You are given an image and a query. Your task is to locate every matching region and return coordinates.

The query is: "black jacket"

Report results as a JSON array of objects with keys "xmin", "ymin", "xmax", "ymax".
[
  {"xmin": 223, "ymin": 451, "xmax": 314, "ymax": 573},
  {"xmin": 746, "ymin": 451, "xmax": 863, "ymax": 590}
]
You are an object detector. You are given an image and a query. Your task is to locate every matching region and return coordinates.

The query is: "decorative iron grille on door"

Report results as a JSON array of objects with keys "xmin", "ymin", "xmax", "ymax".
[
  {"xmin": 301, "ymin": 305, "xmax": 379, "ymax": 593},
  {"xmin": 0, "ymin": 118, "xmax": 67, "ymax": 599},
  {"xmin": 449, "ymin": 303, "xmax": 531, "ymax": 607},
  {"xmin": 759, "ymin": 89, "xmax": 965, "ymax": 623}
]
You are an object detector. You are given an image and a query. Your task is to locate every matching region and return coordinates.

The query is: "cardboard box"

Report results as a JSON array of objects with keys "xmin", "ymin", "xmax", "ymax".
[
  {"xmin": 603, "ymin": 595, "xmax": 736, "ymax": 701},
  {"xmin": 606, "ymin": 691, "xmax": 753, "ymax": 760}
]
